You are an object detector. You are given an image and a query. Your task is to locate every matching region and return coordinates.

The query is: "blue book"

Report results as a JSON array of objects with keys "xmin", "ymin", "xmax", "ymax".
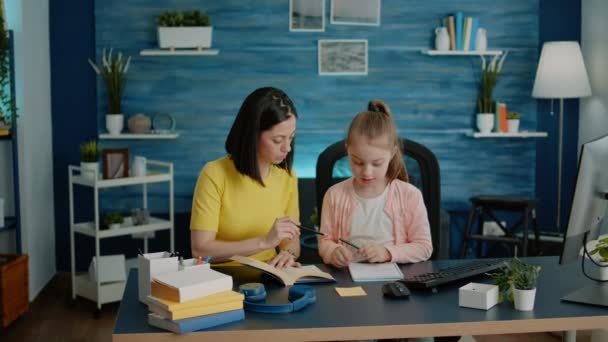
[
  {"xmin": 469, "ymin": 17, "xmax": 479, "ymax": 51},
  {"xmin": 455, "ymin": 12, "xmax": 463, "ymax": 50},
  {"xmin": 148, "ymin": 309, "xmax": 245, "ymax": 334}
]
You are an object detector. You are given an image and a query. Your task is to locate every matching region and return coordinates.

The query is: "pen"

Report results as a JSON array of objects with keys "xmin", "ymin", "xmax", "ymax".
[
  {"xmin": 298, "ymin": 224, "xmax": 326, "ymax": 236},
  {"xmin": 339, "ymin": 238, "xmax": 360, "ymax": 250},
  {"xmin": 204, "ymin": 256, "xmax": 211, "ymax": 264}
]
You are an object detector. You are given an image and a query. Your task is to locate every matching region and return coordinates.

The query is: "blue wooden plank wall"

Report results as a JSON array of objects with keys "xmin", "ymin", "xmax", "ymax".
[{"xmin": 95, "ymin": 0, "xmax": 539, "ymax": 213}]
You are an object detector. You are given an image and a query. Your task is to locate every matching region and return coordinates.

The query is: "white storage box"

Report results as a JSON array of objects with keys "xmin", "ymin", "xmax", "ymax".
[
  {"xmin": 138, "ymin": 252, "xmax": 178, "ymax": 303},
  {"xmin": 459, "ymin": 282, "xmax": 499, "ymax": 310},
  {"xmin": 88, "ymin": 254, "xmax": 126, "ymax": 283}
]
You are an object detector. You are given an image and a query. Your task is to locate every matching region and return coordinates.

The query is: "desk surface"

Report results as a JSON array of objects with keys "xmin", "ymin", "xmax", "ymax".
[{"xmin": 112, "ymin": 256, "xmax": 608, "ymax": 341}]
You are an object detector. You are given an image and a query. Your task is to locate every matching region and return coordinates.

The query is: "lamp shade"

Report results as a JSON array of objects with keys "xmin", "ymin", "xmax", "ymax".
[{"xmin": 532, "ymin": 41, "xmax": 592, "ymax": 99}]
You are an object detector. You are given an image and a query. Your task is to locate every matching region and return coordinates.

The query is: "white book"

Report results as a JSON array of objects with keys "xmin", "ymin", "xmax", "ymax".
[
  {"xmin": 151, "ymin": 267, "xmax": 233, "ymax": 303},
  {"xmin": 348, "ymin": 262, "xmax": 404, "ymax": 282}
]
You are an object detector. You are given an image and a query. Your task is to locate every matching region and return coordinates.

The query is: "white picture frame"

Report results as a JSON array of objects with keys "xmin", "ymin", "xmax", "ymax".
[
  {"xmin": 318, "ymin": 39, "xmax": 368, "ymax": 76},
  {"xmin": 330, "ymin": 0, "xmax": 381, "ymax": 26},
  {"xmin": 290, "ymin": 0, "xmax": 325, "ymax": 32}
]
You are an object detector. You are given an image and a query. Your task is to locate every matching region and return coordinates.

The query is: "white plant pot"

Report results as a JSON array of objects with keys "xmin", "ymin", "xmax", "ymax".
[
  {"xmin": 476, "ymin": 113, "xmax": 495, "ymax": 134},
  {"xmin": 106, "ymin": 114, "xmax": 124, "ymax": 135},
  {"xmin": 583, "ymin": 238, "xmax": 608, "ymax": 280},
  {"xmin": 158, "ymin": 27, "xmax": 213, "ymax": 49},
  {"xmin": 507, "ymin": 119, "xmax": 520, "ymax": 133},
  {"xmin": 513, "ymin": 287, "xmax": 536, "ymax": 311},
  {"xmin": 109, "ymin": 223, "xmax": 122, "ymax": 230},
  {"xmin": 80, "ymin": 161, "xmax": 99, "ymax": 181}
]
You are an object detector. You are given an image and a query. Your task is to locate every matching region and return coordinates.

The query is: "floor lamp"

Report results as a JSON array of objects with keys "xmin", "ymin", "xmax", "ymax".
[{"xmin": 532, "ymin": 41, "xmax": 592, "ymax": 230}]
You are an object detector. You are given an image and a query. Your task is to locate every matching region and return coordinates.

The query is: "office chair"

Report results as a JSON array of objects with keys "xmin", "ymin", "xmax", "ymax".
[{"xmin": 315, "ymin": 138, "xmax": 449, "ymax": 260}]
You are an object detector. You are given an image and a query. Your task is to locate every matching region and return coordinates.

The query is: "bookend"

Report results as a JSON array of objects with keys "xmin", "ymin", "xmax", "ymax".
[{"xmin": 238, "ymin": 282, "xmax": 316, "ymax": 313}]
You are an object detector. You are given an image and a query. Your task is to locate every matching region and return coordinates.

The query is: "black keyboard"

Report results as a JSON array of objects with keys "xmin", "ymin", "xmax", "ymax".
[{"xmin": 401, "ymin": 259, "xmax": 508, "ymax": 290}]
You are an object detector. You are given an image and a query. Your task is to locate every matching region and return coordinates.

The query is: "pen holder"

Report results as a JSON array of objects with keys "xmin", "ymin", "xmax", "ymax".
[
  {"xmin": 178, "ymin": 258, "xmax": 212, "ymax": 271},
  {"xmin": 138, "ymin": 252, "xmax": 179, "ymax": 304}
]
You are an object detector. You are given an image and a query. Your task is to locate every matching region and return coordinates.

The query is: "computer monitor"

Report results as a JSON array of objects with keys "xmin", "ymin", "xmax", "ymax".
[{"xmin": 559, "ymin": 133, "xmax": 608, "ymax": 307}]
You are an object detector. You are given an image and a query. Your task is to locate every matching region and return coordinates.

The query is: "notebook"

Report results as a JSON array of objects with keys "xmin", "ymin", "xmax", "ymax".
[{"xmin": 348, "ymin": 262, "xmax": 404, "ymax": 282}]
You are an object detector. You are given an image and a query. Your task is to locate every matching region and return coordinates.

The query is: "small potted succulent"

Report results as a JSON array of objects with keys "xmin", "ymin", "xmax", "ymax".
[
  {"xmin": 102, "ymin": 212, "xmax": 124, "ymax": 230},
  {"xmin": 157, "ymin": 10, "xmax": 212, "ymax": 50},
  {"xmin": 488, "ymin": 258, "xmax": 541, "ymax": 311},
  {"xmin": 80, "ymin": 140, "xmax": 99, "ymax": 181},
  {"xmin": 506, "ymin": 111, "xmax": 521, "ymax": 133},
  {"xmin": 585, "ymin": 235, "xmax": 608, "ymax": 280}
]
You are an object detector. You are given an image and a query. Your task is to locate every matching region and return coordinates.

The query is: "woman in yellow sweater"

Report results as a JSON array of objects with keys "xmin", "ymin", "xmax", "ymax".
[{"xmin": 190, "ymin": 87, "xmax": 301, "ymax": 268}]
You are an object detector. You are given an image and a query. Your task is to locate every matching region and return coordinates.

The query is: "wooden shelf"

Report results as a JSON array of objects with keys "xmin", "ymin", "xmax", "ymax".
[
  {"xmin": 99, "ymin": 133, "xmax": 179, "ymax": 140},
  {"xmin": 139, "ymin": 49, "xmax": 219, "ymax": 56},
  {"xmin": 466, "ymin": 131, "xmax": 548, "ymax": 138},
  {"xmin": 421, "ymin": 50, "xmax": 503, "ymax": 56}
]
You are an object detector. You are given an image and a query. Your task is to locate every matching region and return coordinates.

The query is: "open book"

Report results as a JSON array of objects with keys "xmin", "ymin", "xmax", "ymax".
[{"xmin": 230, "ymin": 255, "xmax": 335, "ymax": 286}]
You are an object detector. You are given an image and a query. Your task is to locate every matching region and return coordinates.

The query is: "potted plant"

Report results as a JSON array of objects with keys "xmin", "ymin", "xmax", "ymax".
[
  {"xmin": 506, "ymin": 111, "xmax": 521, "ymax": 133},
  {"xmin": 585, "ymin": 235, "xmax": 608, "ymax": 280},
  {"xmin": 511, "ymin": 258, "xmax": 541, "ymax": 311},
  {"xmin": 79, "ymin": 140, "xmax": 99, "ymax": 181},
  {"xmin": 476, "ymin": 52, "xmax": 508, "ymax": 133},
  {"xmin": 88, "ymin": 48, "xmax": 131, "ymax": 135},
  {"xmin": 102, "ymin": 212, "xmax": 124, "ymax": 230},
  {"xmin": 0, "ymin": 12, "xmax": 16, "ymax": 135},
  {"xmin": 157, "ymin": 10, "xmax": 212, "ymax": 50}
]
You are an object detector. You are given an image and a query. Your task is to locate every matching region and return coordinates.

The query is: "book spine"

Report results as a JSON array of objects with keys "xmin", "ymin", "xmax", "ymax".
[
  {"xmin": 463, "ymin": 17, "xmax": 472, "ymax": 52},
  {"xmin": 499, "ymin": 103, "xmax": 508, "ymax": 132},
  {"xmin": 447, "ymin": 16, "xmax": 456, "ymax": 50},
  {"xmin": 179, "ymin": 309, "xmax": 245, "ymax": 334},
  {"xmin": 170, "ymin": 300, "xmax": 243, "ymax": 320},
  {"xmin": 455, "ymin": 12, "xmax": 463, "ymax": 50},
  {"xmin": 494, "ymin": 100, "xmax": 501, "ymax": 132},
  {"xmin": 469, "ymin": 17, "xmax": 479, "ymax": 51}
]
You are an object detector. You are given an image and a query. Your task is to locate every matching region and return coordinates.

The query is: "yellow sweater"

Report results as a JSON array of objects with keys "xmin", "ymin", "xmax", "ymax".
[{"xmin": 190, "ymin": 155, "xmax": 299, "ymax": 262}]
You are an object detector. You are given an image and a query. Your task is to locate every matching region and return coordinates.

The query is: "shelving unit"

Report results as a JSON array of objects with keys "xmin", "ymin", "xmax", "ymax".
[
  {"xmin": 68, "ymin": 160, "xmax": 174, "ymax": 311},
  {"xmin": 421, "ymin": 49, "xmax": 503, "ymax": 56},
  {"xmin": 466, "ymin": 131, "xmax": 548, "ymax": 138},
  {"xmin": 99, "ymin": 132, "xmax": 179, "ymax": 140},
  {"xmin": 139, "ymin": 48, "xmax": 219, "ymax": 56}
]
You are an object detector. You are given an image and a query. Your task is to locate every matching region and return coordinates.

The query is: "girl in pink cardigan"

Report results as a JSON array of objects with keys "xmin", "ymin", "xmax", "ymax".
[{"xmin": 318, "ymin": 100, "xmax": 433, "ymax": 268}]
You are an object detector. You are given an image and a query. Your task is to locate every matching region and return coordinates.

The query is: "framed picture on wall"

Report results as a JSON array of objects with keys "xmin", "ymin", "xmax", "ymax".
[
  {"xmin": 318, "ymin": 39, "xmax": 368, "ymax": 76},
  {"xmin": 330, "ymin": 0, "xmax": 381, "ymax": 26},
  {"xmin": 290, "ymin": 0, "xmax": 325, "ymax": 32},
  {"xmin": 103, "ymin": 148, "xmax": 129, "ymax": 179}
]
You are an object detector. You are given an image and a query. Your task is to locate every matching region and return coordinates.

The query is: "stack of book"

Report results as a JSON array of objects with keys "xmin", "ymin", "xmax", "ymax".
[
  {"xmin": 146, "ymin": 267, "xmax": 245, "ymax": 334},
  {"xmin": 444, "ymin": 12, "xmax": 479, "ymax": 51}
]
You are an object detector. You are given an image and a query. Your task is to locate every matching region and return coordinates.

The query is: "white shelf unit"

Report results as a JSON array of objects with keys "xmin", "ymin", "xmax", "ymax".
[
  {"xmin": 68, "ymin": 160, "xmax": 175, "ymax": 310},
  {"xmin": 139, "ymin": 48, "xmax": 219, "ymax": 56},
  {"xmin": 421, "ymin": 50, "xmax": 503, "ymax": 56},
  {"xmin": 466, "ymin": 131, "xmax": 548, "ymax": 138},
  {"xmin": 99, "ymin": 133, "xmax": 179, "ymax": 140}
]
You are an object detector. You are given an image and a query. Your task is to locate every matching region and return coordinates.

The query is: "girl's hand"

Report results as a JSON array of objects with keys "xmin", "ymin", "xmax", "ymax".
[
  {"xmin": 358, "ymin": 243, "xmax": 390, "ymax": 263},
  {"xmin": 330, "ymin": 246, "xmax": 353, "ymax": 268},
  {"xmin": 263, "ymin": 216, "xmax": 300, "ymax": 248},
  {"xmin": 267, "ymin": 250, "xmax": 301, "ymax": 269}
]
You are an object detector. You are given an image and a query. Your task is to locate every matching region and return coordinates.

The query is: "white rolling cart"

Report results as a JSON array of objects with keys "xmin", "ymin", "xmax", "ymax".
[{"xmin": 68, "ymin": 160, "xmax": 174, "ymax": 314}]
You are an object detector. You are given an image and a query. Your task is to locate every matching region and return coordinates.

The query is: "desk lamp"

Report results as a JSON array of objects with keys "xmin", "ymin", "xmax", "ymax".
[{"xmin": 532, "ymin": 41, "xmax": 592, "ymax": 230}]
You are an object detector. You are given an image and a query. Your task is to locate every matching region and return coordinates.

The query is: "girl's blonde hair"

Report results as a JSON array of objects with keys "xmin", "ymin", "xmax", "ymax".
[{"xmin": 345, "ymin": 100, "xmax": 408, "ymax": 182}]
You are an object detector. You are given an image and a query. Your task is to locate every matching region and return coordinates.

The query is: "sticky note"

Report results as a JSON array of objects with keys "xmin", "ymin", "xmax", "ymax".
[{"xmin": 335, "ymin": 287, "xmax": 367, "ymax": 297}]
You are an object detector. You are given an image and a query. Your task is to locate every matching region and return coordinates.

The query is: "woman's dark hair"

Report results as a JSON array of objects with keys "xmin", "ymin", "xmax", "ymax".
[{"xmin": 225, "ymin": 87, "xmax": 298, "ymax": 185}]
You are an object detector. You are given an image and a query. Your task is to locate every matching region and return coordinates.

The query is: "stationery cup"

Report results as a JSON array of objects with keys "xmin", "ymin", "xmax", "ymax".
[{"xmin": 132, "ymin": 156, "xmax": 147, "ymax": 177}]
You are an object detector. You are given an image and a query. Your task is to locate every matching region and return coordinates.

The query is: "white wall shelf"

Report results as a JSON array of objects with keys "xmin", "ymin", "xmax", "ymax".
[
  {"xmin": 421, "ymin": 50, "xmax": 503, "ymax": 56},
  {"xmin": 466, "ymin": 131, "xmax": 548, "ymax": 138},
  {"xmin": 139, "ymin": 49, "xmax": 219, "ymax": 56},
  {"xmin": 99, "ymin": 133, "xmax": 179, "ymax": 140}
]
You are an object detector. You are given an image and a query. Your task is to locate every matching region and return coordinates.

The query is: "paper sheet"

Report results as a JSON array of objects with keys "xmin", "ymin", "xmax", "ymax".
[{"xmin": 335, "ymin": 287, "xmax": 367, "ymax": 297}]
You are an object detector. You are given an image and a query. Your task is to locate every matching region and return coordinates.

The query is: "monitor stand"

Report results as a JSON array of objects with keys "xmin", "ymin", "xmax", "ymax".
[{"xmin": 561, "ymin": 283, "xmax": 608, "ymax": 307}]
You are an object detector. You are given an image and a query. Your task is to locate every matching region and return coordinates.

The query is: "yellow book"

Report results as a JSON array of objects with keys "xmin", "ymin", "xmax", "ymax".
[
  {"xmin": 147, "ymin": 290, "xmax": 244, "ymax": 311},
  {"xmin": 148, "ymin": 298, "xmax": 244, "ymax": 320}
]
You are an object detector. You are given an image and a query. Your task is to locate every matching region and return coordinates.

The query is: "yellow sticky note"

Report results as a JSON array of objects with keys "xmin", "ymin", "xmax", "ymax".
[{"xmin": 335, "ymin": 287, "xmax": 367, "ymax": 297}]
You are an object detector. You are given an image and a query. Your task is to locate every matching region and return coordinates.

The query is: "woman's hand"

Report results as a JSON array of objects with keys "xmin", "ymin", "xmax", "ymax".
[
  {"xmin": 263, "ymin": 216, "xmax": 300, "ymax": 248},
  {"xmin": 267, "ymin": 250, "xmax": 301, "ymax": 269},
  {"xmin": 358, "ymin": 243, "xmax": 391, "ymax": 263},
  {"xmin": 329, "ymin": 246, "xmax": 353, "ymax": 268}
]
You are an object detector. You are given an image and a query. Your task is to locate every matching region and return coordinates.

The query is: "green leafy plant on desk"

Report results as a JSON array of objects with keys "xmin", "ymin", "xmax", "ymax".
[
  {"xmin": 487, "ymin": 258, "xmax": 541, "ymax": 303},
  {"xmin": 158, "ymin": 10, "xmax": 210, "ymax": 27},
  {"xmin": 589, "ymin": 237, "xmax": 608, "ymax": 262}
]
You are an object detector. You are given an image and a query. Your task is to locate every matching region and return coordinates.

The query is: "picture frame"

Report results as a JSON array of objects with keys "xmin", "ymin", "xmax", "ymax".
[
  {"xmin": 289, "ymin": 0, "xmax": 325, "ymax": 32},
  {"xmin": 318, "ymin": 39, "xmax": 368, "ymax": 76},
  {"xmin": 330, "ymin": 0, "xmax": 381, "ymax": 26},
  {"xmin": 103, "ymin": 148, "xmax": 129, "ymax": 179}
]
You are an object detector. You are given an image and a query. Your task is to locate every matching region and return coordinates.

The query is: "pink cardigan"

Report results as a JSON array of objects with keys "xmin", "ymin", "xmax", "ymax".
[{"xmin": 318, "ymin": 178, "xmax": 433, "ymax": 264}]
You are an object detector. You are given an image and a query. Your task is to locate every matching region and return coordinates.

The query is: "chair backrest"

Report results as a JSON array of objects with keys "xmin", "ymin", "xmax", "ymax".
[{"xmin": 315, "ymin": 138, "xmax": 443, "ymax": 260}]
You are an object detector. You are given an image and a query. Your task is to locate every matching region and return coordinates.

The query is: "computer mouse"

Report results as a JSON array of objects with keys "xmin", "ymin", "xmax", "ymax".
[{"xmin": 382, "ymin": 281, "xmax": 410, "ymax": 299}]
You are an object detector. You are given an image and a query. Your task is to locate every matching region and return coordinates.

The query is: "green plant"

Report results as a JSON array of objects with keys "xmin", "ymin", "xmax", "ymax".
[
  {"xmin": 507, "ymin": 111, "xmax": 521, "ymax": 120},
  {"xmin": 158, "ymin": 10, "xmax": 210, "ymax": 27},
  {"xmin": 477, "ymin": 52, "xmax": 509, "ymax": 113},
  {"xmin": 88, "ymin": 48, "xmax": 131, "ymax": 114},
  {"xmin": 589, "ymin": 237, "xmax": 608, "ymax": 262},
  {"xmin": 103, "ymin": 212, "xmax": 124, "ymax": 228},
  {"xmin": 0, "ymin": 7, "xmax": 16, "ymax": 128},
  {"xmin": 487, "ymin": 258, "xmax": 541, "ymax": 302},
  {"xmin": 79, "ymin": 140, "xmax": 99, "ymax": 162},
  {"xmin": 309, "ymin": 207, "xmax": 319, "ymax": 227}
]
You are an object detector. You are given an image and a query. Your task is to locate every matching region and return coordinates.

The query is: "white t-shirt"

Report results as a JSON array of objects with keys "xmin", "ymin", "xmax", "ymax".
[{"xmin": 349, "ymin": 186, "xmax": 394, "ymax": 249}]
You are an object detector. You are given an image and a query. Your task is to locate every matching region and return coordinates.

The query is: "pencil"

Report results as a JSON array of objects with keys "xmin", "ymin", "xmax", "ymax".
[
  {"xmin": 339, "ymin": 238, "xmax": 360, "ymax": 250},
  {"xmin": 298, "ymin": 225, "xmax": 326, "ymax": 236}
]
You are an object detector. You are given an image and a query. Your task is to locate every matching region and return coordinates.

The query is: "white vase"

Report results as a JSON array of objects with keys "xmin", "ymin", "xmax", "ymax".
[
  {"xmin": 507, "ymin": 119, "xmax": 520, "ymax": 133},
  {"xmin": 475, "ymin": 28, "xmax": 487, "ymax": 52},
  {"xmin": 106, "ymin": 114, "xmax": 124, "ymax": 135},
  {"xmin": 513, "ymin": 288, "xmax": 536, "ymax": 311},
  {"xmin": 132, "ymin": 156, "xmax": 147, "ymax": 177},
  {"xmin": 80, "ymin": 161, "xmax": 99, "ymax": 181},
  {"xmin": 435, "ymin": 27, "xmax": 450, "ymax": 51},
  {"xmin": 476, "ymin": 113, "xmax": 495, "ymax": 134}
]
